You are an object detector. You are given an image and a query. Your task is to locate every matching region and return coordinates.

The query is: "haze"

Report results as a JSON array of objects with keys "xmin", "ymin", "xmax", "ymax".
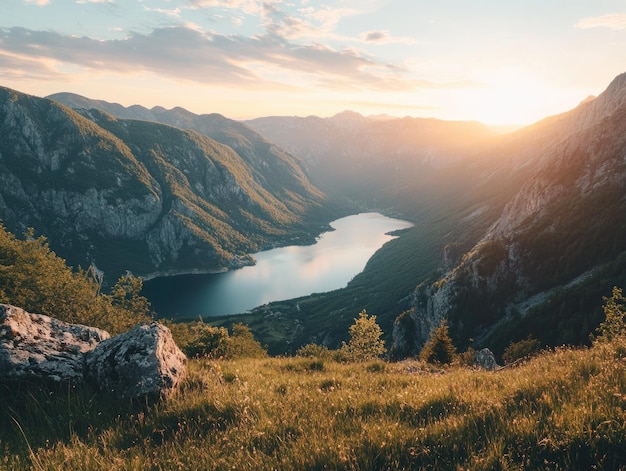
[{"xmin": 2, "ymin": 0, "xmax": 625, "ymax": 126}]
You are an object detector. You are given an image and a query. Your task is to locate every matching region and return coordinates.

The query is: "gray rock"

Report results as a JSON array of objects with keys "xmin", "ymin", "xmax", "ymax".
[
  {"xmin": 85, "ymin": 322, "xmax": 186, "ymax": 399},
  {"xmin": 475, "ymin": 348, "xmax": 499, "ymax": 371},
  {"xmin": 0, "ymin": 304, "xmax": 110, "ymax": 383}
]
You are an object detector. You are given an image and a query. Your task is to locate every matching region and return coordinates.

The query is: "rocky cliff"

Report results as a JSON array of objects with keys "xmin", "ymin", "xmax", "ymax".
[
  {"xmin": 393, "ymin": 72, "xmax": 626, "ymax": 356},
  {"xmin": 0, "ymin": 87, "xmax": 329, "ymax": 281}
]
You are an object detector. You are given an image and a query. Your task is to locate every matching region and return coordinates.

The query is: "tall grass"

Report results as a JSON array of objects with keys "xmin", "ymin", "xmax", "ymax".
[{"xmin": 1, "ymin": 339, "xmax": 625, "ymax": 470}]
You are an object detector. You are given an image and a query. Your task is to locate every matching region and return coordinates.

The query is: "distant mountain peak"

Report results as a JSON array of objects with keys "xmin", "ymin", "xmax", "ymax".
[
  {"xmin": 578, "ymin": 95, "xmax": 596, "ymax": 106},
  {"xmin": 329, "ymin": 110, "xmax": 365, "ymax": 121}
]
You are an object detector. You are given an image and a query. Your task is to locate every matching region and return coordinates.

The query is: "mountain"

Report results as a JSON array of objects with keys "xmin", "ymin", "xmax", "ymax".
[
  {"xmin": 245, "ymin": 111, "xmax": 497, "ymax": 213},
  {"xmin": 391, "ymin": 72, "xmax": 626, "ymax": 358},
  {"xmin": 0, "ymin": 87, "xmax": 329, "ymax": 282},
  {"xmin": 47, "ymin": 92, "xmax": 315, "ymax": 189},
  {"xmin": 12, "ymin": 73, "xmax": 626, "ymax": 358}
]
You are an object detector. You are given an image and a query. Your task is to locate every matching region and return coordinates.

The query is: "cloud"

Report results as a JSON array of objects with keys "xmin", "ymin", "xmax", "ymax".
[
  {"xmin": 142, "ymin": 6, "xmax": 182, "ymax": 18},
  {"xmin": 364, "ymin": 30, "xmax": 387, "ymax": 42},
  {"xmin": 575, "ymin": 13, "xmax": 626, "ymax": 30},
  {"xmin": 263, "ymin": 2, "xmax": 360, "ymax": 42},
  {"xmin": 0, "ymin": 51, "xmax": 63, "ymax": 80},
  {"xmin": 185, "ymin": 0, "xmax": 260, "ymax": 14},
  {"xmin": 0, "ymin": 25, "xmax": 416, "ymax": 91},
  {"xmin": 24, "ymin": 0, "xmax": 50, "ymax": 5},
  {"xmin": 361, "ymin": 30, "xmax": 414, "ymax": 45}
]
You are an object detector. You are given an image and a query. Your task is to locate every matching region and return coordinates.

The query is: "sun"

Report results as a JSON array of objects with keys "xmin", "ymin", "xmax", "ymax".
[
  {"xmin": 459, "ymin": 69, "xmax": 556, "ymax": 126},
  {"xmin": 434, "ymin": 67, "xmax": 593, "ymax": 127}
]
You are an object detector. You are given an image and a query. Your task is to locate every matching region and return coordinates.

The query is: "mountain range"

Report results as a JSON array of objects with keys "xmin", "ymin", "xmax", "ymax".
[
  {"xmin": 392, "ymin": 72, "xmax": 626, "ymax": 356},
  {"xmin": 0, "ymin": 87, "xmax": 330, "ymax": 281},
  {"xmin": 1, "ymin": 71, "xmax": 624, "ymax": 356}
]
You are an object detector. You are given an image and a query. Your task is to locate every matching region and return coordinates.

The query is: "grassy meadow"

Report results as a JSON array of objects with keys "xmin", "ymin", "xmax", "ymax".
[{"xmin": 1, "ymin": 338, "xmax": 625, "ymax": 470}]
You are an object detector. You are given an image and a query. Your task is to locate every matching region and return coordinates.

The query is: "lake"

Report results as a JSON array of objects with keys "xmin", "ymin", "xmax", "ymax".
[{"xmin": 142, "ymin": 212, "xmax": 413, "ymax": 318}]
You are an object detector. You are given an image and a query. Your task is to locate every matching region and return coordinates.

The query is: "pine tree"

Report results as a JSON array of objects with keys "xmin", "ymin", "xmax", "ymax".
[
  {"xmin": 340, "ymin": 310, "xmax": 386, "ymax": 361},
  {"xmin": 419, "ymin": 319, "xmax": 457, "ymax": 365}
]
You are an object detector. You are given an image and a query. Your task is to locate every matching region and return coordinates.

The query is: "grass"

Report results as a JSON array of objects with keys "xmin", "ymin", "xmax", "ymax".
[{"xmin": 1, "ymin": 339, "xmax": 625, "ymax": 470}]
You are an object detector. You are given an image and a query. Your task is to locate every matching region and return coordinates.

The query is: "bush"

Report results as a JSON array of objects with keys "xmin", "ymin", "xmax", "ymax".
[
  {"xmin": 458, "ymin": 347, "xmax": 477, "ymax": 367},
  {"xmin": 0, "ymin": 224, "xmax": 150, "ymax": 334},
  {"xmin": 339, "ymin": 310, "xmax": 386, "ymax": 362},
  {"xmin": 419, "ymin": 319, "xmax": 457, "ymax": 365},
  {"xmin": 592, "ymin": 286, "xmax": 625, "ymax": 343},
  {"xmin": 296, "ymin": 343, "xmax": 331, "ymax": 359},
  {"xmin": 217, "ymin": 323, "xmax": 267, "ymax": 359},
  {"xmin": 167, "ymin": 320, "xmax": 229, "ymax": 358},
  {"xmin": 502, "ymin": 336, "xmax": 542, "ymax": 365}
]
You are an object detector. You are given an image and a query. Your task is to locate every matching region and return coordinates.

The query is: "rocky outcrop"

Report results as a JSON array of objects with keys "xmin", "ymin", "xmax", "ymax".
[
  {"xmin": 0, "ymin": 304, "xmax": 186, "ymax": 399},
  {"xmin": 391, "ymin": 71, "xmax": 626, "ymax": 359},
  {"xmin": 475, "ymin": 348, "xmax": 499, "ymax": 371},
  {"xmin": 85, "ymin": 323, "xmax": 186, "ymax": 399},
  {"xmin": 0, "ymin": 304, "xmax": 109, "ymax": 383}
]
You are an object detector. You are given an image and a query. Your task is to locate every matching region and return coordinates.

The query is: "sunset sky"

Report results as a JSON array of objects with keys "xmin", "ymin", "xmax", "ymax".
[{"xmin": 1, "ymin": 0, "xmax": 625, "ymax": 126}]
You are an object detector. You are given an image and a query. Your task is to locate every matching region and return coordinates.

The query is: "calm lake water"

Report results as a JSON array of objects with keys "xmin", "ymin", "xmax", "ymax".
[{"xmin": 142, "ymin": 212, "xmax": 413, "ymax": 318}]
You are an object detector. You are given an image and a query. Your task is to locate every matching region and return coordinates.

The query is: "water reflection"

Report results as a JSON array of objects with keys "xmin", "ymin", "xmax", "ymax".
[{"xmin": 142, "ymin": 212, "xmax": 412, "ymax": 318}]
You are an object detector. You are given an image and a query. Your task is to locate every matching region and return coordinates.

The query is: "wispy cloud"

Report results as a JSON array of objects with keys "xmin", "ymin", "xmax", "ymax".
[
  {"xmin": 575, "ymin": 13, "xmax": 626, "ymax": 30},
  {"xmin": 0, "ymin": 25, "xmax": 415, "ymax": 91},
  {"xmin": 0, "ymin": 51, "xmax": 63, "ymax": 80},
  {"xmin": 23, "ymin": 0, "xmax": 50, "ymax": 5},
  {"xmin": 263, "ymin": 2, "xmax": 361, "ymax": 42},
  {"xmin": 185, "ymin": 0, "xmax": 260, "ymax": 15},
  {"xmin": 361, "ymin": 30, "xmax": 414, "ymax": 45},
  {"xmin": 142, "ymin": 6, "xmax": 182, "ymax": 18}
]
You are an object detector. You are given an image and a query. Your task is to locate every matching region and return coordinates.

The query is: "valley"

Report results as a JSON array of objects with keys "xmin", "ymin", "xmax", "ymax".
[{"xmin": 0, "ymin": 71, "xmax": 625, "ymax": 359}]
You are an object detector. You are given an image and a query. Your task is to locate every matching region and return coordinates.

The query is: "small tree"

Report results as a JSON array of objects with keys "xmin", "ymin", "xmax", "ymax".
[
  {"xmin": 340, "ymin": 310, "xmax": 386, "ymax": 362},
  {"xmin": 593, "ymin": 286, "xmax": 626, "ymax": 343},
  {"xmin": 419, "ymin": 319, "xmax": 457, "ymax": 365},
  {"xmin": 109, "ymin": 273, "xmax": 150, "ymax": 316}
]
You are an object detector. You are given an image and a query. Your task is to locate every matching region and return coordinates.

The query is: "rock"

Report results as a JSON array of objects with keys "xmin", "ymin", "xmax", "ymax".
[
  {"xmin": 0, "ymin": 304, "xmax": 110, "ymax": 383},
  {"xmin": 475, "ymin": 348, "xmax": 499, "ymax": 371},
  {"xmin": 0, "ymin": 304, "xmax": 186, "ymax": 400},
  {"xmin": 85, "ymin": 322, "xmax": 186, "ymax": 399}
]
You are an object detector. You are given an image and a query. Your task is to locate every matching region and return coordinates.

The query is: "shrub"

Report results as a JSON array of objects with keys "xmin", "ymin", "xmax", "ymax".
[
  {"xmin": 458, "ymin": 347, "xmax": 477, "ymax": 367},
  {"xmin": 502, "ymin": 336, "xmax": 542, "ymax": 365},
  {"xmin": 339, "ymin": 310, "xmax": 386, "ymax": 362},
  {"xmin": 419, "ymin": 319, "xmax": 457, "ymax": 365},
  {"xmin": 167, "ymin": 320, "xmax": 229, "ymax": 358},
  {"xmin": 217, "ymin": 323, "xmax": 267, "ymax": 359},
  {"xmin": 0, "ymin": 224, "xmax": 150, "ymax": 334},
  {"xmin": 592, "ymin": 286, "xmax": 625, "ymax": 343},
  {"xmin": 296, "ymin": 343, "xmax": 331, "ymax": 359}
]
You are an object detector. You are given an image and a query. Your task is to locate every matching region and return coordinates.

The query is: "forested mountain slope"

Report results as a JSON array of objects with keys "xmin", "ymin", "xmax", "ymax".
[
  {"xmin": 392, "ymin": 72, "xmax": 626, "ymax": 358},
  {"xmin": 0, "ymin": 87, "xmax": 330, "ymax": 282}
]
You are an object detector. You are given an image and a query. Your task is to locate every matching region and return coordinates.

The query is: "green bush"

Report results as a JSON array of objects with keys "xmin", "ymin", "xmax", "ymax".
[
  {"xmin": 502, "ymin": 335, "xmax": 542, "ymax": 365},
  {"xmin": 0, "ymin": 224, "xmax": 150, "ymax": 334},
  {"xmin": 592, "ymin": 286, "xmax": 625, "ymax": 343},
  {"xmin": 167, "ymin": 320, "xmax": 229, "ymax": 358},
  {"xmin": 217, "ymin": 323, "xmax": 267, "ymax": 359},
  {"xmin": 296, "ymin": 343, "xmax": 332, "ymax": 359}
]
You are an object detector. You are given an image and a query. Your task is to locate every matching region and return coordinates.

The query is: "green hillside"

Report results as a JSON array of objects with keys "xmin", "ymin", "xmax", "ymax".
[{"xmin": 2, "ymin": 337, "xmax": 624, "ymax": 470}]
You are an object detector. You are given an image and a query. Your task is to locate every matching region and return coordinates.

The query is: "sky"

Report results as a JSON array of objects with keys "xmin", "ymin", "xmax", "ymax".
[{"xmin": 1, "ymin": 1, "xmax": 625, "ymax": 126}]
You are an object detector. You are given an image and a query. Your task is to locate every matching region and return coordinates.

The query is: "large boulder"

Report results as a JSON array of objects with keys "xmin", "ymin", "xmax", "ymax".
[
  {"xmin": 85, "ymin": 322, "xmax": 186, "ymax": 399},
  {"xmin": 475, "ymin": 348, "xmax": 500, "ymax": 371},
  {"xmin": 0, "ymin": 304, "xmax": 110, "ymax": 383}
]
